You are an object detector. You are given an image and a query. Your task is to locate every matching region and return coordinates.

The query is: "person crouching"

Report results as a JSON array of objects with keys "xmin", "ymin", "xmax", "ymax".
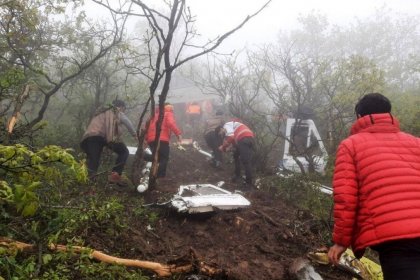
[{"xmin": 218, "ymin": 120, "xmax": 255, "ymax": 189}]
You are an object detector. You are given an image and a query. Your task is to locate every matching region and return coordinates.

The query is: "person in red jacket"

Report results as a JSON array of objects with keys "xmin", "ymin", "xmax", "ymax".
[
  {"xmin": 328, "ymin": 93, "xmax": 420, "ymax": 280},
  {"xmin": 145, "ymin": 103, "xmax": 182, "ymax": 178},
  {"xmin": 218, "ymin": 120, "xmax": 255, "ymax": 188}
]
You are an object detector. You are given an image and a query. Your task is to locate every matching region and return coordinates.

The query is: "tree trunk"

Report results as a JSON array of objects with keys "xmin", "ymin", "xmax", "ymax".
[{"xmin": 5, "ymin": 84, "xmax": 31, "ymax": 144}]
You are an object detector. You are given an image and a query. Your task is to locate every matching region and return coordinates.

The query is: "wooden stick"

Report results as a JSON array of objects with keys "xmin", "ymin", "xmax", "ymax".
[{"xmin": 0, "ymin": 237, "xmax": 222, "ymax": 277}]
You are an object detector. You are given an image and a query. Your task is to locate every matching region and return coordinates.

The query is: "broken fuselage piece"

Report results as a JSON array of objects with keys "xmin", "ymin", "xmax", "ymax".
[{"xmin": 171, "ymin": 183, "xmax": 251, "ymax": 214}]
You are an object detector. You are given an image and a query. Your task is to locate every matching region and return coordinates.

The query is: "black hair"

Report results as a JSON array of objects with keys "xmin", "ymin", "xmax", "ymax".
[
  {"xmin": 112, "ymin": 99, "xmax": 126, "ymax": 109},
  {"xmin": 355, "ymin": 93, "xmax": 391, "ymax": 117},
  {"xmin": 216, "ymin": 109, "xmax": 224, "ymax": 116}
]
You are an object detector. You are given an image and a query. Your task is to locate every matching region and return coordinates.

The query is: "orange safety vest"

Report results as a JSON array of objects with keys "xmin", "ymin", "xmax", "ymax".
[{"xmin": 186, "ymin": 104, "xmax": 201, "ymax": 115}]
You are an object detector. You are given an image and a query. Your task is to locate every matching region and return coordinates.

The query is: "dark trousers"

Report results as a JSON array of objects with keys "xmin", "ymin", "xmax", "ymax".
[
  {"xmin": 204, "ymin": 131, "xmax": 223, "ymax": 163},
  {"xmin": 372, "ymin": 238, "xmax": 420, "ymax": 280},
  {"xmin": 233, "ymin": 137, "xmax": 255, "ymax": 184},
  {"xmin": 148, "ymin": 141, "xmax": 170, "ymax": 178},
  {"xmin": 80, "ymin": 136, "xmax": 129, "ymax": 176}
]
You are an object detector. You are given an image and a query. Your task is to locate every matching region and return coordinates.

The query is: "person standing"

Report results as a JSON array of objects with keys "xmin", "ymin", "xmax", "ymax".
[
  {"xmin": 146, "ymin": 103, "xmax": 182, "ymax": 179},
  {"xmin": 186, "ymin": 102, "xmax": 201, "ymax": 138},
  {"xmin": 328, "ymin": 93, "xmax": 420, "ymax": 280},
  {"xmin": 80, "ymin": 99, "xmax": 136, "ymax": 185},
  {"xmin": 203, "ymin": 109, "xmax": 225, "ymax": 168},
  {"xmin": 219, "ymin": 120, "xmax": 255, "ymax": 188}
]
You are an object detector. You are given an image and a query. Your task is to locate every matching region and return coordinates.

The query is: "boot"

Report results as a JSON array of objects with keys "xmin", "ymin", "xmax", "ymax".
[
  {"xmin": 108, "ymin": 172, "xmax": 128, "ymax": 186},
  {"xmin": 108, "ymin": 171, "xmax": 121, "ymax": 183}
]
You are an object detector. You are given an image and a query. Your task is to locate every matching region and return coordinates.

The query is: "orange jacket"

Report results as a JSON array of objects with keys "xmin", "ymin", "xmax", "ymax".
[
  {"xmin": 146, "ymin": 105, "xmax": 181, "ymax": 143},
  {"xmin": 332, "ymin": 113, "xmax": 420, "ymax": 257},
  {"xmin": 186, "ymin": 104, "xmax": 201, "ymax": 115}
]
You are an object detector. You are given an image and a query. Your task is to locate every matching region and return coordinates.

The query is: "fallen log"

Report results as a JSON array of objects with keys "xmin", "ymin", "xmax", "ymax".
[{"xmin": 0, "ymin": 237, "xmax": 223, "ymax": 277}]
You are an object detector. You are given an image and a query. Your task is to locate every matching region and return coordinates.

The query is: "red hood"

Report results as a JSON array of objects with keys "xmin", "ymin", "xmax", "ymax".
[{"xmin": 350, "ymin": 113, "xmax": 400, "ymax": 135}]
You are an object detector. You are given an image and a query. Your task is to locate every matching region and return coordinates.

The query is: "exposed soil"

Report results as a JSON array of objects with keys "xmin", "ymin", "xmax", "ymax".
[{"xmin": 84, "ymin": 140, "xmax": 352, "ymax": 280}]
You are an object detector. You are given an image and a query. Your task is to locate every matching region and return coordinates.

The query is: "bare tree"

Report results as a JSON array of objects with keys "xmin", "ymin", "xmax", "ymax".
[
  {"xmin": 189, "ymin": 52, "xmax": 285, "ymax": 172},
  {"xmin": 92, "ymin": 0, "xmax": 272, "ymax": 187},
  {"xmin": 260, "ymin": 30, "xmax": 386, "ymax": 173},
  {"xmin": 0, "ymin": 0, "xmax": 128, "ymax": 143}
]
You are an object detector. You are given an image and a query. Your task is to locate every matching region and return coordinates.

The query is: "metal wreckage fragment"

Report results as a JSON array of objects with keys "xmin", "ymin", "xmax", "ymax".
[
  {"xmin": 127, "ymin": 146, "xmax": 152, "ymax": 193},
  {"xmin": 127, "ymin": 141, "xmax": 251, "ymax": 214},
  {"xmin": 308, "ymin": 249, "xmax": 383, "ymax": 280},
  {"xmin": 170, "ymin": 182, "xmax": 251, "ymax": 214}
]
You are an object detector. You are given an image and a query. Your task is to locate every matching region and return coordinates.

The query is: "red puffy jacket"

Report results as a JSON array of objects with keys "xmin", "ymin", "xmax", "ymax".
[
  {"xmin": 221, "ymin": 122, "xmax": 254, "ymax": 151},
  {"xmin": 146, "ymin": 105, "xmax": 181, "ymax": 143},
  {"xmin": 332, "ymin": 113, "xmax": 420, "ymax": 257}
]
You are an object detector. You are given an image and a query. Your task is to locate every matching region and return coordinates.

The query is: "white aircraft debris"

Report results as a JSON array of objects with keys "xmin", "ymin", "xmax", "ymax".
[
  {"xmin": 192, "ymin": 141, "xmax": 213, "ymax": 159},
  {"xmin": 127, "ymin": 146, "xmax": 152, "ymax": 193},
  {"xmin": 282, "ymin": 118, "xmax": 328, "ymax": 174},
  {"xmin": 171, "ymin": 182, "xmax": 251, "ymax": 214}
]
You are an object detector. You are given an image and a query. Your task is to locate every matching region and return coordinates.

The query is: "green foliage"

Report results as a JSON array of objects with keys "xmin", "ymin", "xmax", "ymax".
[
  {"xmin": 35, "ymin": 122, "xmax": 83, "ymax": 149},
  {"xmin": 0, "ymin": 255, "xmax": 38, "ymax": 280},
  {"xmin": 0, "ymin": 250, "xmax": 149, "ymax": 280},
  {"xmin": 132, "ymin": 203, "xmax": 160, "ymax": 225},
  {"xmin": 52, "ymin": 197, "xmax": 127, "ymax": 240},
  {"xmin": 0, "ymin": 67, "xmax": 25, "ymax": 93},
  {"xmin": 261, "ymin": 173, "xmax": 334, "ymax": 243},
  {"xmin": 389, "ymin": 91, "xmax": 420, "ymax": 136},
  {"xmin": 1, "ymin": 0, "xmax": 129, "ymax": 144},
  {"xmin": 146, "ymin": 211, "xmax": 159, "ymax": 225},
  {"xmin": 0, "ymin": 144, "xmax": 87, "ymax": 216},
  {"xmin": 262, "ymin": 174, "xmax": 333, "ymax": 221},
  {"xmin": 0, "ymin": 195, "xmax": 151, "ymax": 279},
  {"xmin": 71, "ymin": 261, "xmax": 148, "ymax": 280},
  {"xmin": 0, "ymin": 181, "xmax": 14, "ymax": 205}
]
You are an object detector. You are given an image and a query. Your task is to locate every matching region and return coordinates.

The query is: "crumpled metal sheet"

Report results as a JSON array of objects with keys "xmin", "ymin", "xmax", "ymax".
[
  {"xmin": 193, "ymin": 141, "xmax": 213, "ymax": 159},
  {"xmin": 171, "ymin": 182, "xmax": 251, "ymax": 214},
  {"xmin": 308, "ymin": 249, "xmax": 383, "ymax": 280}
]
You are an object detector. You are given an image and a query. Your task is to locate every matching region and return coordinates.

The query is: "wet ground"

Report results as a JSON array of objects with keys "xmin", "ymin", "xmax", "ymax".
[{"xmin": 85, "ymin": 140, "xmax": 352, "ymax": 279}]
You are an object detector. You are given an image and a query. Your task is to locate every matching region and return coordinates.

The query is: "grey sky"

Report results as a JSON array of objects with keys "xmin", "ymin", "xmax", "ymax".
[
  {"xmin": 82, "ymin": 0, "xmax": 419, "ymax": 52},
  {"xmin": 187, "ymin": 0, "xmax": 420, "ymax": 52}
]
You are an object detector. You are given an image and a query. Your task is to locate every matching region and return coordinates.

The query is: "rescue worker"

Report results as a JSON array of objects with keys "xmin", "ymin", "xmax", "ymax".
[
  {"xmin": 219, "ymin": 120, "xmax": 255, "ymax": 188},
  {"xmin": 80, "ymin": 99, "xmax": 136, "ymax": 185},
  {"xmin": 328, "ymin": 93, "xmax": 420, "ymax": 280},
  {"xmin": 203, "ymin": 109, "xmax": 225, "ymax": 168},
  {"xmin": 145, "ymin": 103, "xmax": 182, "ymax": 179},
  {"xmin": 186, "ymin": 101, "xmax": 201, "ymax": 137}
]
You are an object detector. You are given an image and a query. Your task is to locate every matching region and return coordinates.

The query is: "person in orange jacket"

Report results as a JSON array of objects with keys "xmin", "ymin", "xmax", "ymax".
[
  {"xmin": 218, "ymin": 120, "xmax": 255, "ymax": 188},
  {"xmin": 328, "ymin": 93, "xmax": 420, "ymax": 280},
  {"xmin": 186, "ymin": 102, "xmax": 201, "ymax": 137},
  {"xmin": 145, "ymin": 103, "xmax": 182, "ymax": 178}
]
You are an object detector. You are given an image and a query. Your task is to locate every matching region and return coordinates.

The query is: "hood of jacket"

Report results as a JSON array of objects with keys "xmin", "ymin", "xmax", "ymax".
[{"xmin": 350, "ymin": 113, "xmax": 400, "ymax": 135}]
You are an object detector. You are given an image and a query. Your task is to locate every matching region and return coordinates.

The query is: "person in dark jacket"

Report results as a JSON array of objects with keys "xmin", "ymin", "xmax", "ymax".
[
  {"xmin": 328, "ymin": 93, "xmax": 420, "ymax": 280},
  {"xmin": 80, "ymin": 99, "xmax": 136, "ymax": 185},
  {"xmin": 203, "ymin": 109, "xmax": 224, "ymax": 168},
  {"xmin": 145, "ymin": 103, "xmax": 182, "ymax": 178}
]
